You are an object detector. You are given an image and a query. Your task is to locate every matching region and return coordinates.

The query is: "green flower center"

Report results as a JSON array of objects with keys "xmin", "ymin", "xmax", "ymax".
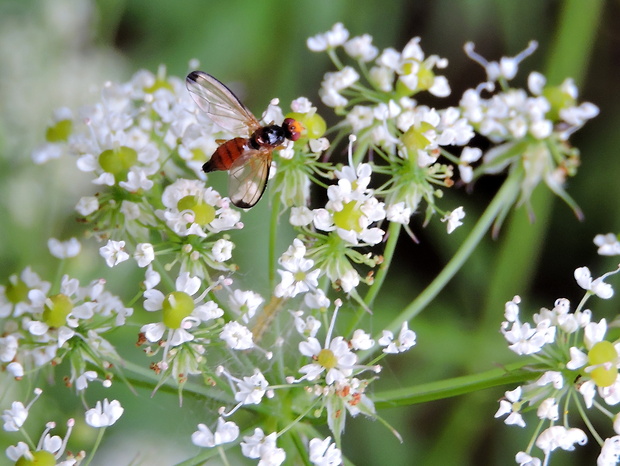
[
  {"xmin": 401, "ymin": 121, "xmax": 434, "ymax": 152},
  {"xmin": 190, "ymin": 148, "xmax": 207, "ymax": 162},
  {"xmin": 144, "ymin": 78, "xmax": 174, "ymax": 94},
  {"xmin": 45, "ymin": 119, "xmax": 73, "ymax": 143},
  {"xmin": 5, "ymin": 279, "xmax": 29, "ymax": 304},
  {"xmin": 542, "ymin": 86, "xmax": 576, "ymax": 122},
  {"xmin": 162, "ymin": 291, "xmax": 194, "ymax": 329},
  {"xmin": 317, "ymin": 348, "xmax": 338, "ymax": 369},
  {"xmin": 42, "ymin": 293, "xmax": 73, "ymax": 328},
  {"xmin": 177, "ymin": 196, "xmax": 216, "ymax": 226},
  {"xmin": 333, "ymin": 201, "xmax": 363, "ymax": 233},
  {"xmin": 15, "ymin": 450, "xmax": 56, "ymax": 466},
  {"xmin": 98, "ymin": 146, "xmax": 138, "ymax": 182},
  {"xmin": 588, "ymin": 340, "xmax": 618, "ymax": 388},
  {"xmin": 396, "ymin": 62, "xmax": 435, "ymax": 95}
]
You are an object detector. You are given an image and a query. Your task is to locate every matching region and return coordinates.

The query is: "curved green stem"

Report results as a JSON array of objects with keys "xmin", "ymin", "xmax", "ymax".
[
  {"xmin": 83, "ymin": 427, "xmax": 106, "ymax": 466},
  {"xmin": 372, "ymin": 360, "xmax": 539, "ymax": 408}
]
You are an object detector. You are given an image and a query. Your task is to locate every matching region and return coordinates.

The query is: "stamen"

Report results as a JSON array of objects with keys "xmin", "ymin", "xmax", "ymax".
[{"xmin": 347, "ymin": 134, "xmax": 357, "ymax": 168}]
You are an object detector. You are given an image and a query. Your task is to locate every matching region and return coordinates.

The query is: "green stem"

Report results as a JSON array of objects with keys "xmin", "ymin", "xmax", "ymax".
[
  {"xmin": 83, "ymin": 427, "xmax": 106, "ymax": 466},
  {"xmin": 120, "ymin": 359, "xmax": 234, "ymax": 404},
  {"xmin": 51, "ymin": 258, "xmax": 67, "ymax": 294},
  {"xmin": 372, "ymin": 360, "xmax": 539, "ymax": 408},
  {"xmin": 346, "ymin": 221, "xmax": 401, "ymax": 335},
  {"xmin": 268, "ymin": 195, "xmax": 282, "ymax": 289},
  {"xmin": 377, "ymin": 172, "xmax": 521, "ymax": 340}
]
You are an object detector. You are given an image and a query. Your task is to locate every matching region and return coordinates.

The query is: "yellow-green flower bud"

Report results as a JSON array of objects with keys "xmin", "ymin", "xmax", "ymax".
[
  {"xmin": 162, "ymin": 291, "xmax": 194, "ymax": 329},
  {"xmin": 45, "ymin": 119, "xmax": 73, "ymax": 143},
  {"xmin": 15, "ymin": 450, "xmax": 56, "ymax": 466},
  {"xmin": 333, "ymin": 201, "xmax": 363, "ymax": 233},
  {"xmin": 144, "ymin": 78, "xmax": 174, "ymax": 94},
  {"xmin": 42, "ymin": 294, "xmax": 73, "ymax": 328},
  {"xmin": 543, "ymin": 86, "xmax": 576, "ymax": 122},
  {"xmin": 5, "ymin": 279, "xmax": 29, "ymax": 304},
  {"xmin": 588, "ymin": 340, "xmax": 618, "ymax": 388},
  {"xmin": 401, "ymin": 121, "xmax": 434, "ymax": 151},
  {"xmin": 98, "ymin": 146, "xmax": 138, "ymax": 181},
  {"xmin": 177, "ymin": 196, "xmax": 215, "ymax": 226}
]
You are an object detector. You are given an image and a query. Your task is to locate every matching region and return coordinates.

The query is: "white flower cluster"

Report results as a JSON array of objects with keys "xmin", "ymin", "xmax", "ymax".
[
  {"xmin": 2, "ymin": 388, "xmax": 124, "ymax": 465},
  {"xmin": 286, "ymin": 162, "xmax": 387, "ymax": 295},
  {"xmin": 292, "ymin": 163, "xmax": 385, "ymax": 244},
  {"xmin": 496, "ymin": 265, "xmax": 620, "ymax": 465},
  {"xmin": 34, "ymin": 67, "xmax": 244, "ymax": 283},
  {"xmin": 0, "ymin": 268, "xmax": 130, "ymax": 388},
  {"xmin": 309, "ymin": 23, "xmax": 450, "ymax": 109},
  {"xmin": 187, "ymin": 305, "xmax": 413, "ymax": 464},
  {"xmin": 285, "ymin": 304, "xmax": 415, "ymax": 438}
]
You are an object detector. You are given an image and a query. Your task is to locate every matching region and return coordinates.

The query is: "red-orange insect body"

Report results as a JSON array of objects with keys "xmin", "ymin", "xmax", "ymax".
[{"xmin": 204, "ymin": 119, "xmax": 302, "ymax": 172}]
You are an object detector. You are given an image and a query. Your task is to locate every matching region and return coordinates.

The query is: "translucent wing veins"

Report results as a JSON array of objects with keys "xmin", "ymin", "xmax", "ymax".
[{"xmin": 186, "ymin": 71, "xmax": 260, "ymax": 137}]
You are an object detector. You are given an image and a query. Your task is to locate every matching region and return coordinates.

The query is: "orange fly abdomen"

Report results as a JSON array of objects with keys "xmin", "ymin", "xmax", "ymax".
[{"xmin": 203, "ymin": 137, "xmax": 248, "ymax": 172}]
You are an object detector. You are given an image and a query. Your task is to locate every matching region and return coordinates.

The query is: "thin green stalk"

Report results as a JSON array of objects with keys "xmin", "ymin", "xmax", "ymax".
[
  {"xmin": 82, "ymin": 427, "xmax": 106, "ymax": 466},
  {"xmin": 51, "ymin": 258, "xmax": 67, "ymax": 294},
  {"xmin": 372, "ymin": 360, "xmax": 539, "ymax": 408},
  {"xmin": 268, "ymin": 195, "xmax": 282, "ymax": 289},
  {"xmin": 346, "ymin": 221, "xmax": 401, "ymax": 335},
  {"xmin": 378, "ymin": 172, "xmax": 521, "ymax": 339},
  {"xmin": 120, "ymin": 359, "xmax": 234, "ymax": 405}
]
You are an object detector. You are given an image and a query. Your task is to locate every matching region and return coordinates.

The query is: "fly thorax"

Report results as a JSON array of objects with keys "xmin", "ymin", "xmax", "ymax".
[{"xmin": 252, "ymin": 125, "xmax": 285, "ymax": 148}]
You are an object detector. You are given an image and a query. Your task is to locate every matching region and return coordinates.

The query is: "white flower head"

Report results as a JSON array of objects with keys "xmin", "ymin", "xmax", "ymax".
[
  {"xmin": 599, "ymin": 436, "xmax": 620, "ymax": 466},
  {"xmin": 293, "ymin": 312, "xmax": 322, "ymax": 338},
  {"xmin": 378, "ymin": 321, "xmax": 417, "ymax": 353},
  {"xmin": 211, "ymin": 238, "xmax": 233, "ymax": 262},
  {"xmin": 159, "ymin": 178, "xmax": 240, "ymax": 237},
  {"xmin": 48, "ymin": 238, "xmax": 81, "ymax": 259},
  {"xmin": 220, "ymin": 321, "xmax": 254, "ymax": 350},
  {"xmin": 76, "ymin": 196, "xmax": 99, "ymax": 216},
  {"xmin": 229, "ymin": 289, "xmax": 264, "ymax": 324},
  {"xmin": 235, "ymin": 370, "xmax": 269, "ymax": 405},
  {"xmin": 574, "ymin": 266, "xmax": 614, "ymax": 299},
  {"xmin": 594, "ymin": 233, "xmax": 620, "ymax": 256},
  {"xmin": 307, "ymin": 23, "xmax": 349, "ymax": 52},
  {"xmin": 494, "ymin": 386, "xmax": 526, "ymax": 428},
  {"xmin": 309, "ymin": 436, "xmax": 342, "ymax": 466},
  {"xmin": 535, "ymin": 425, "xmax": 587, "ymax": 455},
  {"xmin": 441, "ymin": 207, "xmax": 465, "ymax": 234},
  {"xmin": 515, "ymin": 451, "xmax": 541, "ymax": 466},
  {"xmin": 85, "ymin": 399, "xmax": 124, "ymax": 427},
  {"xmin": 2, "ymin": 401, "xmax": 29, "ymax": 432},
  {"xmin": 350, "ymin": 329, "xmax": 375, "ymax": 351},
  {"xmin": 99, "ymin": 240, "xmax": 130, "ymax": 267},
  {"xmin": 274, "ymin": 240, "xmax": 320, "ymax": 298},
  {"xmin": 536, "ymin": 397, "xmax": 559, "ymax": 421},
  {"xmin": 298, "ymin": 336, "xmax": 357, "ymax": 385},
  {"xmin": 344, "ymin": 34, "xmax": 378, "ymax": 62},
  {"xmin": 192, "ymin": 417, "xmax": 239, "ymax": 448},
  {"xmin": 241, "ymin": 428, "xmax": 286, "ymax": 465},
  {"xmin": 134, "ymin": 242, "xmax": 155, "ymax": 267}
]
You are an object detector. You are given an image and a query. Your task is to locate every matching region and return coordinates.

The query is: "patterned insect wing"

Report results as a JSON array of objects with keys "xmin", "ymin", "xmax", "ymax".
[
  {"xmin": 186, "ymin": 71, "xmax": 260, "ymax": 137},
  {"xmin": 227, "ymin": 149, "xmax": 272, "ymax": 208}
]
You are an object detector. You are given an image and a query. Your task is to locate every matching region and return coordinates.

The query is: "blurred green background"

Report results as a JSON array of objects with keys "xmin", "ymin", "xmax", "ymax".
[{"xmin": 1, "ymin": 0, "xmax": 619, "ymax": 464}]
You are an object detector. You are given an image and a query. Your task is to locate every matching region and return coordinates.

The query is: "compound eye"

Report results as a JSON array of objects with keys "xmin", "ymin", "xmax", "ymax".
[{"xmin": 283, "ymin": 118, "xmax": 304, "ymax": 141}]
